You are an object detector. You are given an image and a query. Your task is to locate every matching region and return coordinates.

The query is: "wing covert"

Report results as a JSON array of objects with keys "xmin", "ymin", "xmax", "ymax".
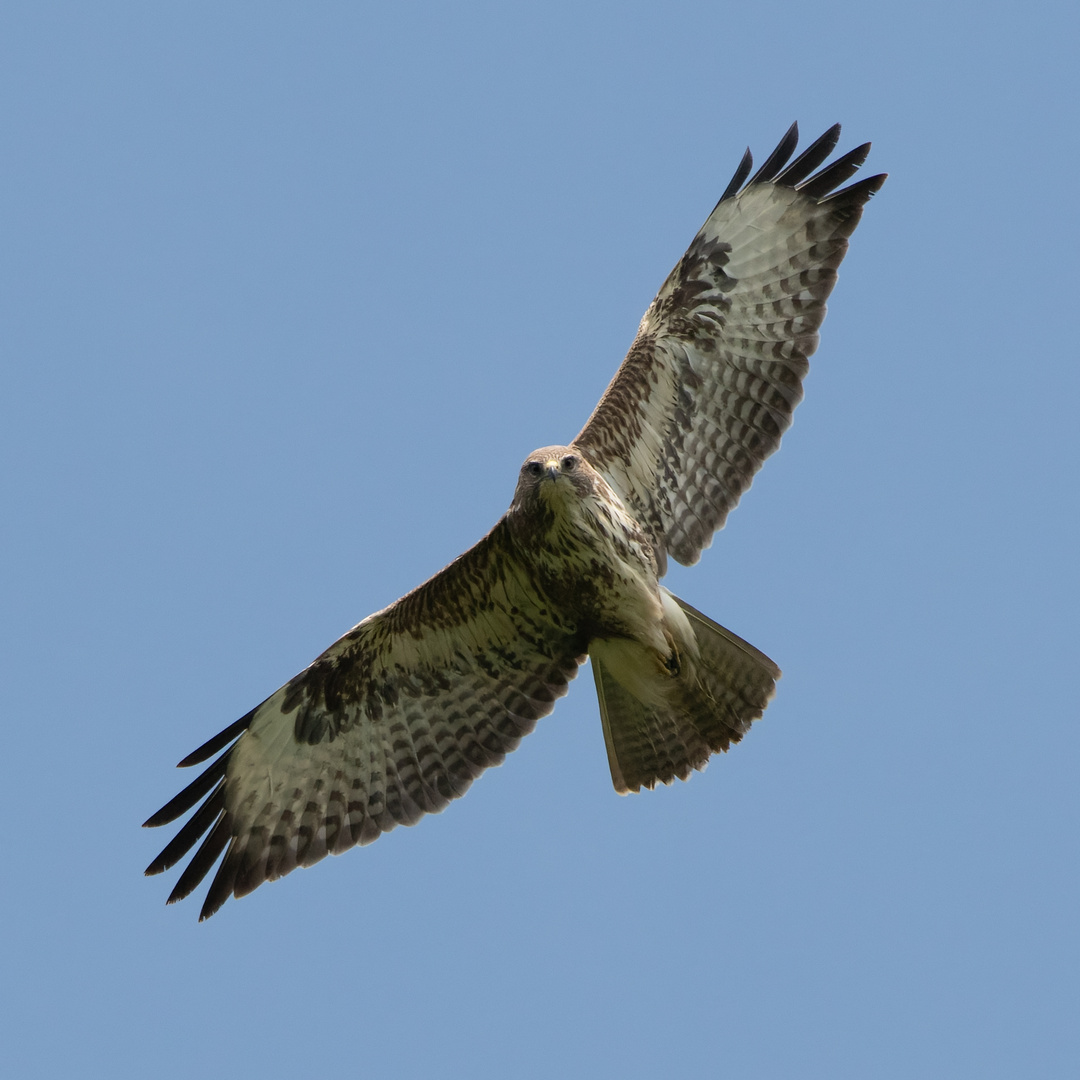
[{"xmin": 574, "ymin": 123, "xmax": 886, "ymax": 570}]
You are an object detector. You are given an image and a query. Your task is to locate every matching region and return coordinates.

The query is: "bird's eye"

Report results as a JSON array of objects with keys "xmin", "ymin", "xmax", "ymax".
[
  {"xmin": 525, "ymin": 461, "xmax": 543, "ymax": 477},
  {"xmin": 561, "ymin": 455, "xmax": 578, "ymax": 472}
]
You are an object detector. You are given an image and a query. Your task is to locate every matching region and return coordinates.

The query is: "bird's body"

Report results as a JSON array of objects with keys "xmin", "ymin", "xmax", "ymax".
[
  {"xmin": 146, "ymin": 124, "xmax": 886, "ymax": 918},
  {"xmin": 509, "ymin": 448, "xmax": 667, "ymax": 657}
]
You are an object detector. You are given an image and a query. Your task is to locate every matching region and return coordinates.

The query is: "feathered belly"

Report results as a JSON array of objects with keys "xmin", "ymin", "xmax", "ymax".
[{"xmin": 531, "ymin": 486, "xmax": 671, "ymax": 658}]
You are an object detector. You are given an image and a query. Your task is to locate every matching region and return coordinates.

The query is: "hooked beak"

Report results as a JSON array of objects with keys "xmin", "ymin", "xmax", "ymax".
[{"xmin": 544, "ymin": 459, "xmax": 560, "ymax": 481}]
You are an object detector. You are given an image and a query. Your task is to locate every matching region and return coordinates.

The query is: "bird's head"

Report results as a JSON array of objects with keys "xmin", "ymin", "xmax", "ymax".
[{"xmin": 511, "ymin": 445, "xmax": 598, "ymax": 514}]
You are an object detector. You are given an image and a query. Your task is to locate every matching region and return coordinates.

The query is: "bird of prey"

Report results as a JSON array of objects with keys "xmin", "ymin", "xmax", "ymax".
[{"xmin": 145, "ymin": 123, "xmax": 885, "ymax": 919}]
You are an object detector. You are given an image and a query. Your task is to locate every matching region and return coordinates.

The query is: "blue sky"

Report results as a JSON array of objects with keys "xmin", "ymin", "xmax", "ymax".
[{"xmin": 3, "ymin": 2, "xmax": 1078, "ymax": 1077}]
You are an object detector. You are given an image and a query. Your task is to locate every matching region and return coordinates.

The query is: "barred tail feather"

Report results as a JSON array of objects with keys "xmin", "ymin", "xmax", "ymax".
[{"xmin": 591, "ymin": 592, "xmax": 779, "ymax": 794}]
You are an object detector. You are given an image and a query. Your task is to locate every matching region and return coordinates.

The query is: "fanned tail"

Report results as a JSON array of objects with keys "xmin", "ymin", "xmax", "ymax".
[{"xmin": 591, "ymin": 593, "xmax": 779, "ymax": 794}]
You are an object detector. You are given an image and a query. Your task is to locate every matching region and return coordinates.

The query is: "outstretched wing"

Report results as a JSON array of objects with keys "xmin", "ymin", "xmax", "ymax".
[
  {"xmin": 574, "ymin": 123, "xmax": 886, "ymax": 571},
  {"xmin": 144, "ymin": 521, "xmax": 585, "ymax": 919}
]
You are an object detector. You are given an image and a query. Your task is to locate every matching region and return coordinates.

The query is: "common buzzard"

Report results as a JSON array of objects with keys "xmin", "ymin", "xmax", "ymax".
[{"xmin": 146, "ymin": 123, "xmax": 885, "ymax": 919}]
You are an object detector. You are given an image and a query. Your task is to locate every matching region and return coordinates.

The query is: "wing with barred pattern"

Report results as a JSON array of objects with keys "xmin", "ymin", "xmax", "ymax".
[
  {"xmin": 574, "ymin": 123, "xmax": 886, "ymax": 571},
  {"xmin": 144, "ymin": 520, "xmax": 585, "ymax": 920}
]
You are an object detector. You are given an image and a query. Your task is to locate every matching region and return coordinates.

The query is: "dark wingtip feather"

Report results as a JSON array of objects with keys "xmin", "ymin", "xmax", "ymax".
[
  {"xmin": 748, "ymin": 121, "xmax": 799, "ymax": 185},
  {"xmin": 166, "ymin": 812, "xmax": 232, "ymax": 905},
  {"xmin": 145, "ymin": 783, "xmax": 226, "ymax": 876},
  {"xmin": 143, "ymin": 753, "xmax": 229, "ymax": 828},
  {"xmin": 824, "ymin": 172, "xmax": 888, "ymax": 204},
  {"xmin": 199, "ymin": 843, "xmax": 240, "ymax": 921},
  {"xmin": 722, "ymin": 125, "xmax": 880, "ymax": 205},
  {"xmin": 775, "ymin": 123, "xmax": 842, "ymax": 186},
  {"xmin": 797, "ymin": 142, "xmax": 872, "ymax": 200},
  {"xmin": 177, "ymin": 711, "xmax": 254, "ymax": 767},
  {"xmin": 718, "ymin": 146, "xmax": 753, "ymax": 203}
]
